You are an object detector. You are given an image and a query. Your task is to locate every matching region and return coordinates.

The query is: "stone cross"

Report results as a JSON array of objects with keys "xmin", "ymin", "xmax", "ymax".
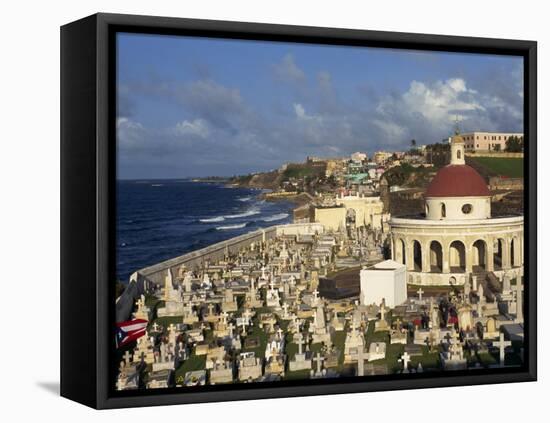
[
  {"xmin": 243, "ymin": 309, "xmax": 252, "ymax": 325},
  {"xmin": 417, "ymin": 288, "xmax": 424, "ymax": 301},
  {"xmin": 296, "ymin": 333, "xmax": 306, "ymax": 355},
  {"xmin": 313, "ymin": 352, "xmax": 325, "ymax": 375},
  {"xmin": 357, "ymin": 347, "xmax": 367, "ymax": 377},
  {"xmin": 399, "ymin": 352, "xmax": 411, "ymax": 373},
  {"xmin": 228, "ymin": 323, "xmax": 235, "ymax": 337},
  {"xmin": 152, "ymin": 322, "xmax": 160, "ymax": 332},
  {"xmin": 207, "ymin": 303, "xmax": 215, "ymax": 316},
  {"xmin": 493, "ymin": 332, "xmax": 511, "ymax": 367},
  {"xmin": 123, "ymin": 350, "xmax": 132, "ymax": 364},
  {"xmin": 282, "ymin": 302, "xmax": 290, "ymax": 318},
  {"xmin": 168, "ymin": 323, "xmax": 177, "ymax": 333},
  {"xmin": 220, "ymin": 311, "xmax": 229, "ymax": 324},
  {"xmin": 394, "ymin": 318, "xmax": 402, "ymax": 331},
  {"xmin": 312, "ymin": 289, "xmax": 319, "ymax": 302},
  {"xmin": 276, "ymin": 327, "xmax": 284, "ymax": 340}
]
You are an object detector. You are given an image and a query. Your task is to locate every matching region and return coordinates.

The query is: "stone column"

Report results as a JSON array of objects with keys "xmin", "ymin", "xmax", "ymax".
[
  {"xmin": 465, "ymin": 243, "xmax": 473, "ymax": 273},
  {"xmin": 406, "ymin": 241, "xmax": 415, "ymax": 272},
  {"xmin": 442, "ymin": 242, "xmax": 450, "ymax": 273},
  {"xmin": 502, "ymin": 238, "xmax": 511, "ymax": 270},
  {"xmin": 521, "ymin": 233, "xmax": 524, "ymax": 266},
  {"xmin": 421, "ymin": 242, "xmax": 430, "ymax": 273},
  {"xmin": 390, "ymin": 238, "xmax": 395, "ymax": 261},
  {"xmin": 486, "ymin": 239, "xmax": 494, "ymax": 272},
  {"xmin": 513, "ymin": 237, "xmax": 521, "ymax": 268}
]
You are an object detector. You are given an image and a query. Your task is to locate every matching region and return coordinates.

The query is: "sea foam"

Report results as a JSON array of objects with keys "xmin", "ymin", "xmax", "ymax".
[
  {"xmin": 224, "ymin": 209, "xmax": 260, "ymax": 219},
  {"xmin": 262, "ymin": 213, "xmax": 289, "ymax": 222},
  {"xmin": 216, "ymin": 223, "xmax": 247, "ymax": 230},
  {"xmin": 199, "ymin": 216, "xmax": 225, "ymax": 223}
]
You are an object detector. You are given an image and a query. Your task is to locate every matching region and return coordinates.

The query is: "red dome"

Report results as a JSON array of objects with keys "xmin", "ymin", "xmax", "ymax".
[{"xmin": 425, "ymin": 165, "xmax": 489, "ymax": 197}]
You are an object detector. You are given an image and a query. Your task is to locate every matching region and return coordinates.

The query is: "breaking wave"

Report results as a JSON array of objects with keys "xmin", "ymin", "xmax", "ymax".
[
  {"xmin": 237, "ymin": 196, "xmax": 252, "ymax": 202},
  {"xmin": 216, "ymin": 223, "xmax": 247, "ymax": 230},
  {"xmin": 224, "ymin": 209, "xmax": 260, "ymax": 219},
  {"xmin": 199, "ymin": 216, "xmax": 225, "ymax": 223},
  {"xmin": 262, "ymin": 213, "xmax": 289, "ymax": 222}
]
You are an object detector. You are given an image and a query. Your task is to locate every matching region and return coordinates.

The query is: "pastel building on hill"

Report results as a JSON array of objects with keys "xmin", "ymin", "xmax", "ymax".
[
  {"xmin": 389, "ymin": 130, "xmax": 524, "ymax": 286},
  {"xmin": 360, "ymin": 260, "xmax": 407, "ymax": 308},
  {"xmin": 458, "ymin": 131, "xmax": 523, "ymax": 152}
]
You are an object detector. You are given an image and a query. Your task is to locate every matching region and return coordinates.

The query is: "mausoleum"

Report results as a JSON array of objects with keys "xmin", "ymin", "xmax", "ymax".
[{"xmin": 389, "ymin": 131, "xmax": 524, "ymax": 286}]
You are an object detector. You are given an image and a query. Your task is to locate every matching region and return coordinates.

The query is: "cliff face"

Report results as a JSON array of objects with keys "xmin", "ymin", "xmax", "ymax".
[
  {"xmin": 248, "ymin": 171, "xmax": 282, "ymax": 189},
  {"xmin": 230, "ymin": 170, "xmax": 281, "ymax": 189}
]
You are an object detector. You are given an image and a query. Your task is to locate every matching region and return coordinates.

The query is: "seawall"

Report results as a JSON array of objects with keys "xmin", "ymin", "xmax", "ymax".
[{"xmin": 116, "ymin": 222, "xmax": 324, "ymax": 322}]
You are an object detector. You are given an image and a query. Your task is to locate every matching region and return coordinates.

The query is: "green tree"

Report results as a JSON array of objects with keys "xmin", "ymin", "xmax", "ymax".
[{"xmin": 505, "ymin": 135, "xmax": 523, "ymax": 152}]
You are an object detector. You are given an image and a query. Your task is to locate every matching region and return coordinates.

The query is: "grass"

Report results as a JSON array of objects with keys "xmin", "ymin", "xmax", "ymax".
[
  {"xmin": 174, "ymin": 351, "xmax": 207, "ymax": 385},
  {"xmin": 469, "ymin": 156, "xmax": 524, "ymax": 178},
  {"xmin": 241, "ymin": 322, "xmax": 268, "ymax": 359}
]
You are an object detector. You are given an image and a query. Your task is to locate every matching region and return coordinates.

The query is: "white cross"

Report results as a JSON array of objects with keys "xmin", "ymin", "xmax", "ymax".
[
  {"xmin": 399, "ymin": 352, "xmax": 411, "ymax": 373},
  {"xmin": 313, "ymin": 352, "xmax": 325, "ymax": 374},
  {"xmin": 243, "ymin": 309, "xmax": 252, "ymax": 324},
  {"xmin": 417, "ymin": 288, "xmax": 424, "ymax": 301},
  {"xmin": 123, "ymin": 350, "xmax": 132, "ymax": 364},
  {"xmin": 312, "ymin": 289, "xmax": 319, "ymax": 300},
  {"xmin": 228, "ymin": 323, "xmax": 235, "ymax": 337},
  {"xmin": 357, "ymin": 347, "xmax": 367, "ymax": 377},
  {"xmin": 493, "ymin": 332, "xmax": 512, "ymax": 367},
  {"xmin": 296, "ymin": 332, "xmax": 306, "ymax": 355},
  {"xmin": 276, "ymin": 327, "xmax": 284, "ymax": 340}
]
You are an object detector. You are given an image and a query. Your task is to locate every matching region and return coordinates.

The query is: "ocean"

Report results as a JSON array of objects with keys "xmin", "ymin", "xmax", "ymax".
[{"xmin": 116, "ymin": 180, "xmax": 294, "ymax": 283}]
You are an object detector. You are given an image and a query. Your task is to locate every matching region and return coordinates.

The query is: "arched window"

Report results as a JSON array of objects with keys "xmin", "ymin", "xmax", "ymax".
[
  {"xmin": 441, "ymin": 203, "xmax": 446, "ymax": 218},
  {"xmin": 457, "ymin": 150, "xmax": 461, "ymax": 159}
]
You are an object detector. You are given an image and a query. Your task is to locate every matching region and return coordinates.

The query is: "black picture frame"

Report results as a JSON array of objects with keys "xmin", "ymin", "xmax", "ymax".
[{"xmin": 60, "ymin": 12, "xmax": 537, "ymax": 409}]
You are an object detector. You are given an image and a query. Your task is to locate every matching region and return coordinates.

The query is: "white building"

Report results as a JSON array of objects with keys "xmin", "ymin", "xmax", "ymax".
[
  {"xmin": 360, "ymin": 260, "xmax": 407, "ymax": 308},
  {"xmin": 458, "ymin": 131, "xmax": 523, "ymax": 152},
  {"xmin": 390, "ymin": 131, "xmax": 524, "ymax": 286}
]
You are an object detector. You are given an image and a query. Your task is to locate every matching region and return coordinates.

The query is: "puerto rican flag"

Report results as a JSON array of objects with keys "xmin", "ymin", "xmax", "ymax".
[{"xmin": 115, "ymin": 319, "xmax": 148, "ymax": 348}]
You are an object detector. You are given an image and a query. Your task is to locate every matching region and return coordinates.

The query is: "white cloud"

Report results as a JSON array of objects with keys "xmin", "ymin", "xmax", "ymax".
[
  {"xmin": 273, "ymin": 54, "xmax": 306, "ymax": 82},
  {"xmin": 173, "ymin": 119, "xmax": 210, "ymax": 138}
]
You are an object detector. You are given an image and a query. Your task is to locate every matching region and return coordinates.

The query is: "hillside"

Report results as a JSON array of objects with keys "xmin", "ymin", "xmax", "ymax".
[{"xmin": 466, "ymin": 156, "xmax": 524, "ymax": 179}]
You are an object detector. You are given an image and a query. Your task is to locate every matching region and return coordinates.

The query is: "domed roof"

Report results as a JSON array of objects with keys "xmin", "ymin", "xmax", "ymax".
[{"xmin": 425, "ymin": 164, "xmax": 490, "ymax": 197}]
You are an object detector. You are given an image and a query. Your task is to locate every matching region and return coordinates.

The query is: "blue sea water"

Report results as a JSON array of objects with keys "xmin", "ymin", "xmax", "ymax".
[{"xmin": 116, "ymin": 180, "xmax": 294, "ymax": 283}]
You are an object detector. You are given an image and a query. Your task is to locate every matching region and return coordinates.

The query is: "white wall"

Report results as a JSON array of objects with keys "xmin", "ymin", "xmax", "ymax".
[
  {"xmin": 360, "ymin": 265, "xmax": 407, "ymax": 307},
  {"xmin": 2, "ymin": 0, "xmax": 546, "ymax": 422},
  {"xmin": 425, "ymin": 197, "xmax": 491, "ymax": 220}
]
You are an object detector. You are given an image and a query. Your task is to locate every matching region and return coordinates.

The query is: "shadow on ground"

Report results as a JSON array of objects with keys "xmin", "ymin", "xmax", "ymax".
[{"xmin": 36, "ymin": 381, "xmax": 60, "ymax": 396}]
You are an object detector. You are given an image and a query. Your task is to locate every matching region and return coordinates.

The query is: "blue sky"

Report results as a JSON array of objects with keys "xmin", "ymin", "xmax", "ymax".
[{"xmin": 117, "ymin": 33, "xmax": 523, "ymax": 179}]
